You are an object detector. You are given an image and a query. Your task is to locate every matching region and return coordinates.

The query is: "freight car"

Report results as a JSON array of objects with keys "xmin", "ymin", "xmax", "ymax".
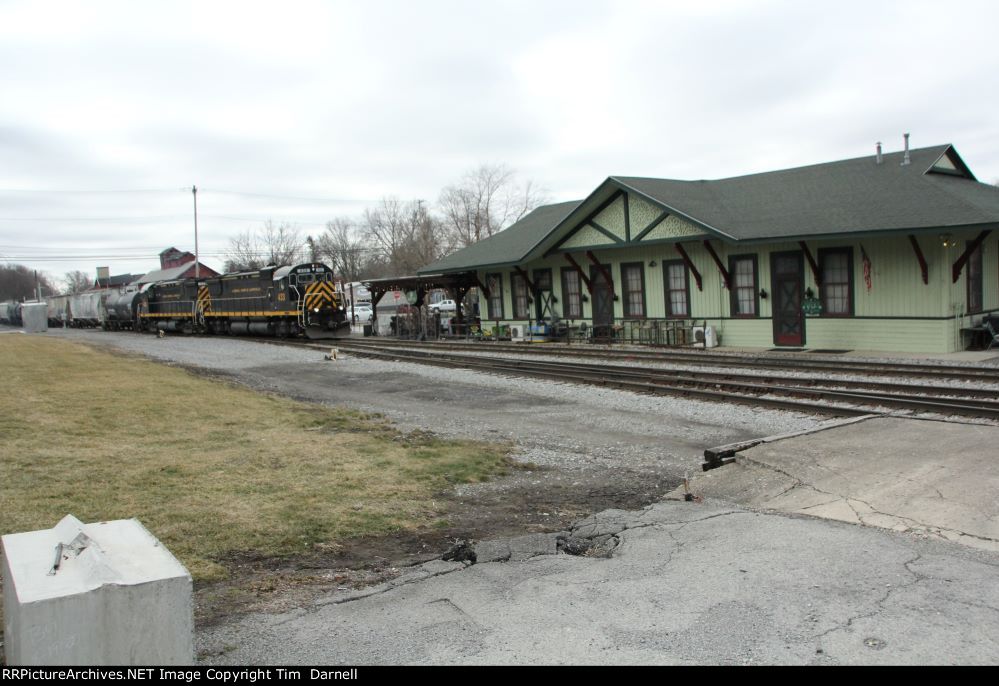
[
  {"xmin": 46, "ymin": 294, "xmax": 71, "ymax": 326},
  {"xmin": 103, "ymin": 286, "xmax": 143, "ymax": 331},
  {"xmin": 68, "ymin": 291, "xmax": 105, "ymax": 327},
  {"xmin": 136, "ymin": 262, "xmax": 349, "ymax": 338},
  {"xmin": 0, "ymin": 300, "xmax": 21, "ymax": 326}
]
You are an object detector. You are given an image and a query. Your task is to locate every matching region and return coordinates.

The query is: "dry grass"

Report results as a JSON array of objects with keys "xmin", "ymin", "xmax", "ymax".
[{"xmin": 0, "ymin": 335, "xmax": 514, "ymax": 581}]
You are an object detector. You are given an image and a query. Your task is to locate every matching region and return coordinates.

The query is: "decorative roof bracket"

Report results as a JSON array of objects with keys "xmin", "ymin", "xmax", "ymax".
[
  {"xmin": 674, "ymin": 243, "xmax": 702, "ymax": 291},
  {"xmin": 951, "ymin": 229, "xmax": 992, "ymax": 283},
  {"xmin": 908, "ymin": 235, "xmax": 928, "ymax": 285},
  {"xmin": 702, "ymin": 240, "xmax": 731, "ymax": 289}
]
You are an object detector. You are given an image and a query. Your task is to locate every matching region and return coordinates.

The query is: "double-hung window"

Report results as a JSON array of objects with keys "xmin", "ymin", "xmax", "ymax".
[
  {"xmin": 511, "ymin": 272, "xmax": 530, "ymax": 319},
  {"xmin": 819, "ymin": 248, "xmax": 853, "ymax": 316},
  {"xmin": 560, "ymin": 267, "xmax": 583, "ymax": 319},
  {"xmin": 621, "ymin": 263, "xmax": 646, "ymax": 318},
  {"xmin": 485, "ymin": 273, "xmax": 503, "ymax": 319},
  {"xmin": 664, "ymin": 260, "xmax": 690, "ymax": 317},
  {"xmin": 729, "ymin": 256, "xmax": 758, "ymax": 317}
]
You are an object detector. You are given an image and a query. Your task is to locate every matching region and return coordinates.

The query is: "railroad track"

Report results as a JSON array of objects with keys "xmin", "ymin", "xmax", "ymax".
[
  {"xmin": 303, "ymin": 340, "xmax": 999, "ymax": 421},
  {"xmin": 330, "ymin": 336, "xmax": 999, "ymax": 384}
]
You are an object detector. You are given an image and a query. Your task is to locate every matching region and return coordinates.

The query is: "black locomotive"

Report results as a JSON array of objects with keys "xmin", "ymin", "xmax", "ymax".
[{"xmin": 127, "ymin": 262, "xmax": 349, "ymax": 338}]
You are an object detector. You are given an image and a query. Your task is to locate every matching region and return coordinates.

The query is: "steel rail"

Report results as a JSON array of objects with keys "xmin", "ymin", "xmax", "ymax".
[
  {"xmin": 339, "ymin": 341, "xmax": 999, "ymax": 401},
  {"xmin": 331, "ymin": 337, "xmax": 999, "ymax": 382},
  {"xmin": 318, "ymin": 342, "xmax": 999, "ymax": 421}
]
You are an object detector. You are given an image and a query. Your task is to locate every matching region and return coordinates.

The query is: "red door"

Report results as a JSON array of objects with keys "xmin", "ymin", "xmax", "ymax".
[{"xmin": 771, "ymin": 252, "xmax": 805, "ymax": 347}]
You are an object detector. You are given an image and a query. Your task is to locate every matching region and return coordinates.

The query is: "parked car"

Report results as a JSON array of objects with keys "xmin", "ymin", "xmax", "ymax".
[
  {"xmin": 351, "ymin": 303, "xmax": 373, "ymax": 323},
  {"xmin": 431, "ymin": 299, "xmax": 456, "ymax": 313}
]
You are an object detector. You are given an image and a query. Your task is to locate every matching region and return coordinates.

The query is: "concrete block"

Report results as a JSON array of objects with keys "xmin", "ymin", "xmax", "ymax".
[
  {"xmin": 2, "ymin": 515, "xmax": 193, "ymax": 665},
  {"xmin": 20, "ymin": 302, "xmax": 47, "ymax": 333}
]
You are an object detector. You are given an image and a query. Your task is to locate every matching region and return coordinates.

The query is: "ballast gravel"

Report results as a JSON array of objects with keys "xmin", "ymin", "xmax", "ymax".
[{"xmin": 43, "ymin": 329, "xmax": 828, "ymax": 482}]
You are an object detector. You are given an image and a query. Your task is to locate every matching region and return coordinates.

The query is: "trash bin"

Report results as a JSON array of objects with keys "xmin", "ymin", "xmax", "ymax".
[
  {"xmin": 2, "ymin": 514, "xmax": 193, "ymax": 665},
  {"xmin": 363, "ymin": 324, "xmax": 373, "ymax": 337}
]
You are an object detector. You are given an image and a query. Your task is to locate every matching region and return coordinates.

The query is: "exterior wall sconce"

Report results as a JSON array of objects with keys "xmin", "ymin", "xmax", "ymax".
[
  {"xmin": 804, "ymin": 287, "xmax": 815, "ymax": 299},
  {"xmin": 759, "ymin": 288, "xmax": 768, "ymax": 299},
  {"xmin": 581, "ymin": 295, "xmax": 589, "ymax": 303},
  {"xmin": 649, "ymin": 260, "xmax": 657, "ymax": 267},
  {"xmin": 940, "ymin": 234, "xmax": 955, "ymax": 248}
]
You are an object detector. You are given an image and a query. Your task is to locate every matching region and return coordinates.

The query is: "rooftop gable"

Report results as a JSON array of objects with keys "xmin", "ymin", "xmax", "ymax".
[{"xmin": 417, "ymin": 143, "xmax": 999, "ymax": 273}]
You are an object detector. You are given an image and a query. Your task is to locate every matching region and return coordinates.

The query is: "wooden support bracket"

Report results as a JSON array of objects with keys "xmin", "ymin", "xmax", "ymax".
[
  {"xmin": 586, "ymin": 251, "xmax": 618, "ymax": 301},
  {"xmin": 799, "ymin": 241, "xmax": 821, "ymax": 286},
  {"xmin": 514, "ymin": 265, "xmax": 538, "ymax": 293},
  {"xmin": 564, "ymin": 253, "xmax": 593, "ymax": 294},
  {"xmin": 702, "ymin": 240, "xmax": 731, "ymax": 289},
  {"xmin": 475, "ymin": 277, "xmax": 491, "ymax": 299},
  {"xmin": 952, "ymin": 229, "xmax": 992, "ymax": 283},
  {"xmin": 674, "ymin": 243, "xmax": 702, "ymax": 291},
  {"xmin": 908, "ymin": 235, "xmax": 928, "ymax": 285}
]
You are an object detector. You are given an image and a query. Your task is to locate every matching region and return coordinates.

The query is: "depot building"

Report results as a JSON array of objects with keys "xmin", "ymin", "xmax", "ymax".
[{"xmin": 418, "ymin": 142, "xmax": 999, "ymax": 354}]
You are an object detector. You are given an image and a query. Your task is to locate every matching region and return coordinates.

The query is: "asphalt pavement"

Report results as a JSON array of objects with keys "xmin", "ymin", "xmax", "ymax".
[{"xmin": 198, "ymin": 499, "xmax": 999, "ymax": 665}]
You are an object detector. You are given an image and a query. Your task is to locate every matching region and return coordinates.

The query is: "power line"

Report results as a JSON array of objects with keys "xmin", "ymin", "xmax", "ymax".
[
  {"xmin": 199, "ymin": 188, "xmax": 370, "ymax": 204},
  {"xmin": 0, "ymin": 188, "xmax": 185, "ymax": 194}
]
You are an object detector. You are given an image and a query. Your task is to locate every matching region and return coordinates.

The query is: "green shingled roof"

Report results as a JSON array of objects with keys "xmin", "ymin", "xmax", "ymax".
[
  {"xmin": 419, "ymin": 144, "xmax": 999, "ymax": 274},
  {"xmin": 616, "ymin": 145, "xmax": 999, "ymax": 242},
  {"xmin": 418, "ymin": 200, "xmax": 581, "ymax": 274}
]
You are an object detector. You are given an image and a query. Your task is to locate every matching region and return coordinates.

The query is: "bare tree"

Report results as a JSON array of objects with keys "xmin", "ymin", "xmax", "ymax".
[
  {"xmin": 439, "ymin": 163, "xmax": 547, "ymax": 247},
  {"xmin": 0, "ymin": 264, "xmax": 57, "ymax": 301},
  {"xmin": 64, "ymin": 270, "xmax": 93, "ymax": 294},
  {"xmin": 311, "ymin": 217, "xmax": 368, "ymax": 282},
  {"xmin": 362, "ymin": 198, "xmax": 450, "ymax": 275},
  {"xmin": 223, "ymin": 229, "xmax": 265, "ymax": 272},
  {"xmin": 223, "ymin": 221, "xmax": 306, "ymax": 272},
  {"xmin": 261, "ymin": 220, "xmax": 305, "ymax": 266}
]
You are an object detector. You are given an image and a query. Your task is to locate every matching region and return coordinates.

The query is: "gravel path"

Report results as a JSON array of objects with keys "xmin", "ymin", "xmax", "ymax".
[{"xmin": 45, "ymin": 328, "xmax": 824, "ymax": 472}]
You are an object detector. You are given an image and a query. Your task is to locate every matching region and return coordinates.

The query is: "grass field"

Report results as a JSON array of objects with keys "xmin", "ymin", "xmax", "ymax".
[{"xmin": 0, "ymin": 335, "xmax": 515, "ymax": 580}]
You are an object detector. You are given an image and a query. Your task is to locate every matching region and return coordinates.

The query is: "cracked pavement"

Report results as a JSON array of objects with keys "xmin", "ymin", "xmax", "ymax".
[
  {"xmin": 680, "ymin": 416, "xmax": 999, "ymax": 552},
  {"xmin": 198, "ymin": 500, "xmax": 999, "ymax": 665}
]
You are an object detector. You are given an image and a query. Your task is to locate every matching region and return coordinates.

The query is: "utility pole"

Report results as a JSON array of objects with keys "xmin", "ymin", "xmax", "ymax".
[{"xmin": 192, "ymin": 185, "xmax": 200, "ymax": 278}]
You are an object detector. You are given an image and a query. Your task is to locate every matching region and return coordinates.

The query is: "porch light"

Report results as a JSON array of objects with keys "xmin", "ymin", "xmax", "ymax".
[
  {"xmin": 940, "ymin": 234, "xmax": 955, "ymax": 248},
  {"xmin": 649, "ymin": 260, "xmax": 657, "ymax": 267}
]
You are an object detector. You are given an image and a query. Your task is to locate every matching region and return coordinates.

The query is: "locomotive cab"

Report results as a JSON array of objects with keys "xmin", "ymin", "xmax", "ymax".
[{"xmin": 275, "ymin": 263, "xmax": 349, "ymax": 338}]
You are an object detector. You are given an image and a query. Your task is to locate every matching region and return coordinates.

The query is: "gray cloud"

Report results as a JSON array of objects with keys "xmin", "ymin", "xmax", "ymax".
[{"xmin": 1, "ymin": 0, "xmax": 997, "ymax": 281}]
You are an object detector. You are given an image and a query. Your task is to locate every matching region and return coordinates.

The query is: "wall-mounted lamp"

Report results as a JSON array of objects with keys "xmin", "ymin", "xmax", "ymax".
[
  {"xmin": 649, "ymin": 260, "xmax": 657, "ymax": 267},
  {"xmin": 581, "ymin": 295, "xmax": 589, "ymax": 303},
  {"xmin": 551, "ymin": 296, "xmax": 559, "ymax": 303},
  {"xmin": 804, "ymin": 287, "xmax": 815, "ymax": 299},
  {"xmin": 759, "ymin": 288, "xmax": 768, "ymax": 300},
  {"xmin": 940, "ymin": 234, "xmax": 955, "ymax": 248}
]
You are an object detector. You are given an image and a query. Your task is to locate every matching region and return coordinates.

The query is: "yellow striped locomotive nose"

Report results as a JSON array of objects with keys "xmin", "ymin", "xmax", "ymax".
[
  {"xmin": 197, "ymin": 286, "xmax": 213, "ymax": 313},
  {"xmin": 303, "ymin": 280, "xmax": 336, "ymax": 311}
]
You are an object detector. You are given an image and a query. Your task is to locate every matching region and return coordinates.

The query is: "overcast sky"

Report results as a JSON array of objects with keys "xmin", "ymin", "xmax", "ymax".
[{"xmin": 2, "ymin": 0, "xmax": 997, "ymax": 284}]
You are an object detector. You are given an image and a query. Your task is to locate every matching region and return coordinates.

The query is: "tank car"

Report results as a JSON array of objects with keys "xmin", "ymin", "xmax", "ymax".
[
  {"xmin": 0, "ymin": 301, "xmax": 19, "ymax": 325},
  {"xmin": 103, "ymin": 286, "xmax": 143, "ymax": 330}
]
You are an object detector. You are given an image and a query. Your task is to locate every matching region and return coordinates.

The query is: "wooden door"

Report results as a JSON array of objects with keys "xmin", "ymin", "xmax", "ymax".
[
  {"xmin": 771, "ymin": 251, "xmax": 805, "ymax": 347},
  {"xmin": 590, "ymin": 265, "xmax": 614, "ymax": 335}
]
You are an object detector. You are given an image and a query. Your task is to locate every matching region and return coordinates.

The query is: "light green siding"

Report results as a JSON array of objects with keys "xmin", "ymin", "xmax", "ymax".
[
  {"xmin": 640, "ymin": 215, "xmax": 705, "ymax": 242},
  {"xmin": 476, "ymin": 189, "xmax": 996, "ymax": 353},
  {"xmin": 561, "ymin": 225, "xmax": 617, "ymax": 249},
  {"xmin": 628, "ymin": 194, "xmax": 661, "ymax": 235},
  {"xmin": 593, "ymin": 195, "xmax": 627, "ymax": 240}
]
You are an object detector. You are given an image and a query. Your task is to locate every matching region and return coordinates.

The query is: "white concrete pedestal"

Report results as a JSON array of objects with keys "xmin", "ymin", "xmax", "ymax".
[{"xmin": 2, "ymin": 515, "xmax": 193, "ymax": 665}]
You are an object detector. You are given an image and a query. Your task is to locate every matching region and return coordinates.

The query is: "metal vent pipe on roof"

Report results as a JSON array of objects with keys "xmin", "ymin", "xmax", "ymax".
[
  {"xmin": 901, "ymin": 133, "xmax": 911, "ymax": 166},
  {"xmin": 876, "ymin": 142, "xmax": 883, "ymax": 164}
]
